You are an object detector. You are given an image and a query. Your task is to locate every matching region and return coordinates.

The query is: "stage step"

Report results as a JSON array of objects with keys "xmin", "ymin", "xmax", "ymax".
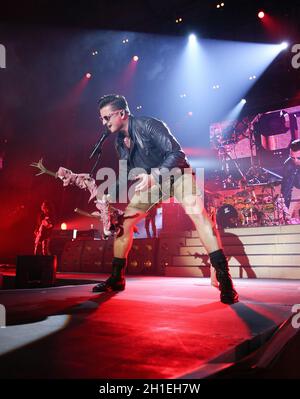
[
  {"xmin": 162, "ymin": 225, "xmax": 300, "ymax": 279},
  {"xmin": 180, "ymin": 243, "xmax": 300, "ymax": 256},
  {"xmin": 187, "ymin": 234, "xmax": 300, "ymax": 246},
  {"xmin": 173, "ymin": 254, "xmax": 300, "ymax": 267},
  {"xmin": 190, "ymin": 224, "xmax": 300, "ymax": 237}
]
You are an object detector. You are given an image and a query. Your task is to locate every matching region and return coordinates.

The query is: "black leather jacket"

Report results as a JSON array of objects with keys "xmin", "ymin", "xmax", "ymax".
[
  {"xmin": 115, "ymin": 115, "xmax": 190, "ymax": 181},
  {"xmin": 281, "ymin": 157, "xmax": 300, "ymax": 207}
]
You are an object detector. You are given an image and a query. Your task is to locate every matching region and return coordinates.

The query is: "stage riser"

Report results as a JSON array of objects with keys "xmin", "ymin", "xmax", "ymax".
[
  {"xmin": 165, "ymin": 266, "xmax": 300, "ymax": 279},
  {"xmin": 173, "ymin": 255, "xmax": 300, "ymax": 267},
  {"xmin": 58, "ymin": 225, "xmax": 300, "ymax": 279},
  {"xmin": 60, "ymin": 238, "xmax": 160, "ymax": 275},
  {"xmin": 164, "ymin": 225, "xmax": 300, "ymax": 279},
  {"xmin": 191, "ymin": 224, "xmax": 300, "ymax": 237},
  {"xmin": 180, "ymin": 243, "xmax": 300, "ymax": 255},
  {"xmin": 187, "ymin": 234, "xmax": 300, "ymax": 246}
]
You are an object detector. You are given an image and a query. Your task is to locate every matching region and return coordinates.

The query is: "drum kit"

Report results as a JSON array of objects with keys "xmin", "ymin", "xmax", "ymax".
[
  {"xmin": 207, "ymin": 182, "xmax": 285, "ymax": 229},
  {"xmin": 208, "ymin": 114, "xmax": 288, "ymax": 228}
]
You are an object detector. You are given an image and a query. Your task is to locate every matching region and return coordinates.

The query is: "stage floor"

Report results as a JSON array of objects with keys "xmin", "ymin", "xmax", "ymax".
[{"xmin": 0, "ymin": 273, "xmax": 299, "ymax": 379}]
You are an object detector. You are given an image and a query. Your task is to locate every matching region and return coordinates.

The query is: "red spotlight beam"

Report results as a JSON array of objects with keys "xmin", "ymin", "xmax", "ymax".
[
  {"xmin": 115, "ymin": 58, "xmax": 138, "ymax": 93},
  {"xmin": 259, "ymin": 12, "xmax": 288, "ymax": 41}
]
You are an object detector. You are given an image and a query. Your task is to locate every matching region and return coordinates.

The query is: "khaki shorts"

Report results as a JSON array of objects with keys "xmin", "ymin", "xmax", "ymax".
[{"xmin": 126, "ymin": 172, "xmax": 202, "ymax": 213}]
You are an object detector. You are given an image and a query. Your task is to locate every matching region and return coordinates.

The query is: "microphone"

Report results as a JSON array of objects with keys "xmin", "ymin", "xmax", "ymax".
[{"xmin": 89, "ymin": 128, "xmax": 110, "ymax": 160}]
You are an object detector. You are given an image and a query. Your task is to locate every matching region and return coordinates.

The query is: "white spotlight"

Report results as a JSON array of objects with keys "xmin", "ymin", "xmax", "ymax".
[
  {"xmin": 241, "ymin": 99, "xmax": 247, "ymax": 104},
  {"xmin": 188, "ymin": 33, "xmax": 197, "ymax": 43},
  {"xmin": 280, "ymin": 42, "xmax": 289, "ymax": 50}
]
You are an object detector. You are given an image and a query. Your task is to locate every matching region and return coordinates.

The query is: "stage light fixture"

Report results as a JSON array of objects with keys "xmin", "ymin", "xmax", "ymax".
[
  {"xmin": 61, "ymin": 223, "xmax": 67, "ymax": 230},
  {"xmin": 188, "ymin": 33, "xmax": 197, "ymax": 43},
  {"xmin": 258, "ymin": 11, "xmax": 265, "ymax": 19},
  {"xmin": 241, "ymin": 99, "xmax": 247, "ymax": 104},
  {"xmin": 280, "ymin": 41, "xmax": 289, "ymax": 50},
  {"xmin": 86, "ymin": 73, "xmax": 91, "ymax": 79},
  {"xmin": 133, "ymin": 55, "xmax": 139, "ymax": 62},
  {"xmin": 188, "ymin": 111, "xmax": 193, "ymax": 116}
]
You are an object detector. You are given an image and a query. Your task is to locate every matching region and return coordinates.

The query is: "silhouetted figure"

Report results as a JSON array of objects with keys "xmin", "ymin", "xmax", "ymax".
[
  {"xmin": 145, "ymin": 205, "xmax": 157, "ymax": 238},
  {"xmin": 281, "ymin": 139, "xmax": 300, "ymax": 217},
  {"xmin": 34, "ymin": 200, "xmax": 55, "ymax": 255}
]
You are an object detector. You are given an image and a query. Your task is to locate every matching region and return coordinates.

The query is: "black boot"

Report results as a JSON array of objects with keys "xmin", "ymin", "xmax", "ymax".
[
  {"xmin": 93, "ymin": 257, "xmax": 126, "ymax": 292},
  {"xmin": 209, "ymin": 249, "xmax": 239, "ymax": 304}
]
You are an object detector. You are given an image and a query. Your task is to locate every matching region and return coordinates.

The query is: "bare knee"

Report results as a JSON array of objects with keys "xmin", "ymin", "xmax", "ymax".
[
  {"xmin": 181, "ymin": 194, "xmax": 205, "ymax": 216},
  {"xmin": 122, "ymin": 207, "xmax": 146, "ymax": 234}
]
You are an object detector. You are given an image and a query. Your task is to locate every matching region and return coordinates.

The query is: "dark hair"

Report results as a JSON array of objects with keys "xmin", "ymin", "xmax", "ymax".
[
  {"xmin": 41, "ymin": 200, "xmax": 55, "ymax": 215},
  {"xmin": 40, "ymin": 200, "xmax": 56, "ymax": 223},
  {"xmin": 98, "ymin": 94, "xmax": 130, "ymax": 114},
  {"xmin": 290, "ymin": 139, "xmax": 300, "ymax": 152}
]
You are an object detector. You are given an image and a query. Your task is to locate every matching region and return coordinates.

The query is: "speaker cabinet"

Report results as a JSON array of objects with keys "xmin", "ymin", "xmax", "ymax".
[
  {"xmin": 127, "ymin": 238, "xmax": 160, "ymax": 275},
  {"xmin": 76, "ymin": 229, "xmax": 100, "ymax": 239},
  {"xmin": 16, "ymin": 255, "xmax": 57, "ymax": 288},
  {"xmin": 60, "ymin": 240, "xmax": 84, "ymax": 272},
  {"xmin": 59, "ymin": 238, "xmax": 161, "ymax": 276},
  {"xmin": 80, "ymin": 240, "xmax": 105, "ymax": 273},
  {"xmin": 158, "ymin": 237, "xmax": 185, "ymax": 273},
  {"xmin": 49, "ymin": 238, "xmax": 71, "ymax": 271}
]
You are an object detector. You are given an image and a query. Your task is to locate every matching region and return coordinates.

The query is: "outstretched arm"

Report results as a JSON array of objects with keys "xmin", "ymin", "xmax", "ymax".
[
  {"xmin": 30, "ymin": 158, "xmax": 57, "ymax": 178},
  {"xmin": 30, "ymin": 158, "xmax": 98, "ymax": 200}
]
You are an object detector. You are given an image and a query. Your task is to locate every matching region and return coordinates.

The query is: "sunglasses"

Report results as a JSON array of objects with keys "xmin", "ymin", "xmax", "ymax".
[{"xmin": 99, "ymin": 110, "xmax": 122, "ymax": 123}]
